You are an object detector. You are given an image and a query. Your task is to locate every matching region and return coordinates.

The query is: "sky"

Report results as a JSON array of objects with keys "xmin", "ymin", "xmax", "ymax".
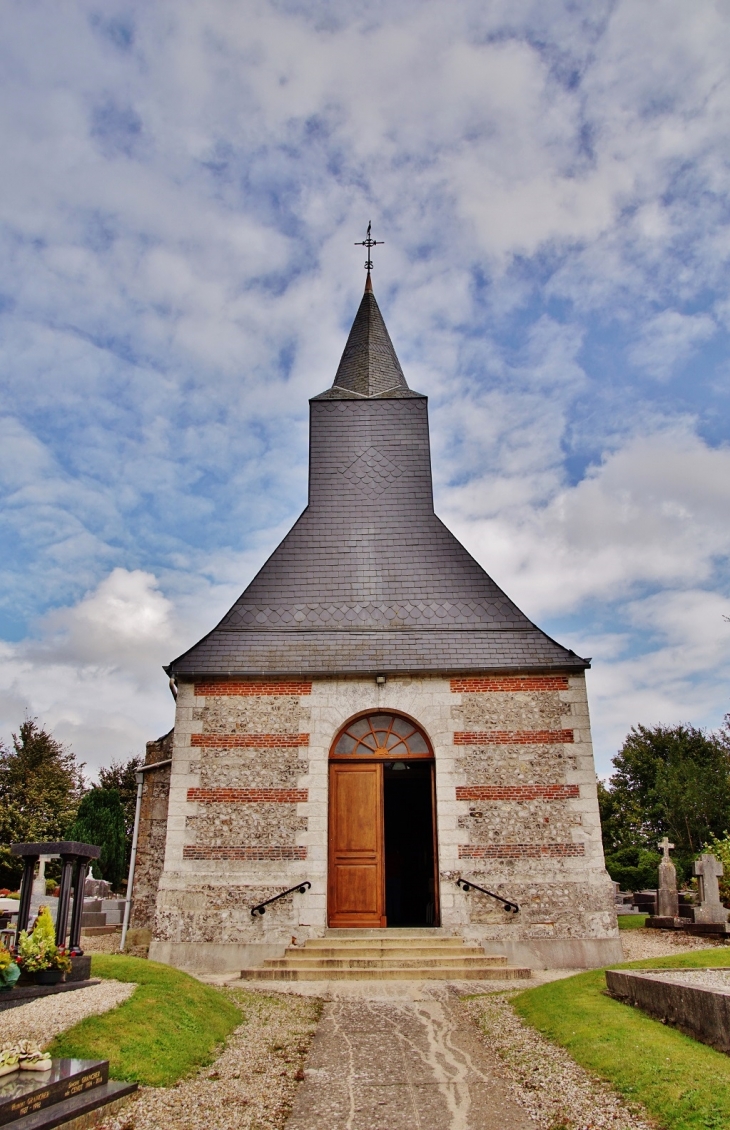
[{"xmin": 1, "ymin": 0, "xmax": 729, "ymax": 780}]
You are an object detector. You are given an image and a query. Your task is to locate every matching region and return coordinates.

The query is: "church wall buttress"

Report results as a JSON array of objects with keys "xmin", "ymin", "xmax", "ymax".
[{"xmin": 129, "ymin": 729, "xmax": 173, "ymax": 933}]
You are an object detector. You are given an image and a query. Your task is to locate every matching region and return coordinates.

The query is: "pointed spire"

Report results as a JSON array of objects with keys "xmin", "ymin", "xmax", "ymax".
[{"xmin": 329, "ymin": 281, "xmax": 411, "ymax": 398}]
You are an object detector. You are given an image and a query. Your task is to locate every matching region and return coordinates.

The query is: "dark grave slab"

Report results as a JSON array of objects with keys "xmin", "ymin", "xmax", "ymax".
[
  {"xmin": 686, "ymin": 922, "xmax": 730, "ymax": 936},
  {"xmin": 0, "ymin": 1060, "xmax": 108, "ymax": 1126},
  {"xmin": 6, "ymin": 1080, "xmax": 136, "ymax": 1130},
  {"xmin": 646, "ymin": 916, "xmax": 694, "ymax": 930},
  {"xmin": 67, "ymin": 956, "xmax": 92, "ymax": 983},
  {"xmin": 0, "ymin": 981, "xmax": 100, "ymax": 1013}
]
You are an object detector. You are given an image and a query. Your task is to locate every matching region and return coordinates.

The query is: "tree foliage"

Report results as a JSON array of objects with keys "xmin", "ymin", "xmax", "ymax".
[
  {"xmin": 0, "ymin": 720, "xmax": 85, "ymax": 888},
  {"xmin": 98, "ymin": 756, "xmax": 142, "ymax": 864},
  {"xmin": 66, "ymin": 788, "xmax": 127, "ymax": 890},
  {"xmin": 601, "ymin": 719, "xmax": 730, "ymax": 886}
]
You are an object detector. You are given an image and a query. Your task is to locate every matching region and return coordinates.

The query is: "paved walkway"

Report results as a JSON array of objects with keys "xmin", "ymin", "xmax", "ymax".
[{"xmin": 285, "ymin": 995, "xmax": 537, "ymax": 1130}]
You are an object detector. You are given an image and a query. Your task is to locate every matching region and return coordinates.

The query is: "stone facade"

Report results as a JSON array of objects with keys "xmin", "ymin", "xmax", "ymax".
[
  {"xmin": 148, "ymin": 671, "xmax": 620, "ymax": 972},
  {"xmin": 129, "ymin": 730, "xmax": 173, "ymax": 932},
  {"xmin": 145, "ymin": 278, "xmax": 620, "ymax": 973}
]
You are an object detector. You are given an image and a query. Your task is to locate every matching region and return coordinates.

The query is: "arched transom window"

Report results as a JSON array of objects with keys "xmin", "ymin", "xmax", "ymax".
[{"xmin": 331, "ymin": 713, "xmax": 432, "ymax": 759}]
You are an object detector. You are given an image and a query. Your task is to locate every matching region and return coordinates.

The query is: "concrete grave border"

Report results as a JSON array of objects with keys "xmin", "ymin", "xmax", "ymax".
[{"xmin": 606, "ymin": 968, "xmax": 730, "ymax": 1054}]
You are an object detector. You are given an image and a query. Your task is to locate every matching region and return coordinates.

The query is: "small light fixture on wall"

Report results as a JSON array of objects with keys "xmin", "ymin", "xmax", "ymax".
[{"xmin": 375, "ymin": 674, "xmax": 386, "ymax": 686}]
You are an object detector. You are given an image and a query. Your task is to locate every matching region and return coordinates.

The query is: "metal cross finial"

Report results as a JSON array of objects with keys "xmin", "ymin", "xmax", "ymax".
[
  {"xmin": 354, "ymin": 221, "xmax": 383, "ymax": 273},
  {"xmin": 659, "ymin": 836, "xmax": 675, "ymax": 860}
]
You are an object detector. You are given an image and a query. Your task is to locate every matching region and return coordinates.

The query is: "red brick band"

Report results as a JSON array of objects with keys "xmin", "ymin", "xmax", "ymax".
[
  {"xmin": 183, "ymin": 846, "xmax": 308, "ymax": 860},
  {"xmin": 194, "ymin": 681, "xmax": 312, "ymax": 696},
  {"xmin": 456, "ymin": 785, "xmax": 579, "ymax": 801},
  {"xmin": 187, "ymin": 788, "xmax": 308, "ymax": 803},
  {"xmin": 459, "ymin": 843, "xmax": 585, "ymax": 859},
  {"xmin": 190, "ymin": 733, "xmax": 309, "ymax": 747},
  {"xmin": 454, "ymin": 730, "xmax": 574, "ymax": 745},
  {"xmin": 451, "ymin": 676, "xmax": 569, "ymax": 692}
]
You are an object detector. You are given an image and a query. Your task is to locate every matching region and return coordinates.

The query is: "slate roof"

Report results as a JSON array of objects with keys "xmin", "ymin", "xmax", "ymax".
[
  {"xmin": 168, "ymin": 283, "xmax": 589, "ymax": 680},
  {"xmin": 314, "ymin": 277, "xmax": 421, "ymax": 401}
]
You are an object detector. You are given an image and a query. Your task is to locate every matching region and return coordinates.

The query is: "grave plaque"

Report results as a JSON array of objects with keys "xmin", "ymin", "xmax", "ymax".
[{"xmin": 0, "ymin": 1059, "xmax": 107, "ymax": 1126}]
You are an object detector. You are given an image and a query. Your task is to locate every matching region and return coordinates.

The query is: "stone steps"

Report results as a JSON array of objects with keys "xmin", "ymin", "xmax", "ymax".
[
  {"xmin": 261, "ymin": 957, "xmax": 514, "ymax": 970},
  {"xmin": 244, "ymin": 965, "xmax": 530, "ymax": 981},
  {"xmin": 241, "ymin": 930, "xmax": 531, "ymax": 982},
  {"xmin": 304, "ymin": 935, "xmax": 473, "ymax": 948},
  {"xmin": 288, "ymin": 946, "xmax": 505, "ymax": 960}
]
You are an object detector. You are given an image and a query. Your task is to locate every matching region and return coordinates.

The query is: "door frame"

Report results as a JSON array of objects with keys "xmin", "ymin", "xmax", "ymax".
[{"xmin": 327, "ymin": 710, "xmax": 440, "ymax": 928}]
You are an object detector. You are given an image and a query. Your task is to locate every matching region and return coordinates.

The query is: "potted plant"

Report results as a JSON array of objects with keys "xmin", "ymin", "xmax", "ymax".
[
  {"xmin": 16, "ymin": 906, "xmax": 71, "ymax": 985},
  {"xmin": 0, "ymin": 945, "xmax": 20, "ymax": 993}
]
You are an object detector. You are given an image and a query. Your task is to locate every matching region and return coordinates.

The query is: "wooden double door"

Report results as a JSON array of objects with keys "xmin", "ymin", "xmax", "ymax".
[{"xmin": 327, "ymin": 758, "xmax": 438, "ymax": 928}]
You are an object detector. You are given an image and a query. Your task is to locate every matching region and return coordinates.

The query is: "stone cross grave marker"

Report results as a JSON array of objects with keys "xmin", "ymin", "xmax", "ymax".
[
  {"xmin": 657, "ymin": 837, "xmax": 679, "ymax": 918},
  {"xmin": 693, "ymin": 853, "xmax": 729, "ymax": 925}
]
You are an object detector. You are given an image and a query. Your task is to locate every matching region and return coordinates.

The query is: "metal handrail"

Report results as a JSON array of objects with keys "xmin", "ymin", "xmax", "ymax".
[
  {"xmin": 456, "ymin": 877, "xmax": 519, "ymax": 913},
  {"xmin": 251, "ymin": 881, "xmax": 311, "ymax": 917}
]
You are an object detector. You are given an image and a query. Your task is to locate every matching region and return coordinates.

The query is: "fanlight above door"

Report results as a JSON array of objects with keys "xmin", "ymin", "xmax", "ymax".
[{"xmin": 331, "ymin": 713, "xmax": 432, "ymax": 759}]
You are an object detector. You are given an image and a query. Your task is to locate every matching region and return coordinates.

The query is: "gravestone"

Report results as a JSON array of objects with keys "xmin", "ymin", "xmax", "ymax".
[
  {"xmin": 657, "ymin": 837, "xmax": 679, "ymax": 917},
  {"xmin": 693, "ymin": 853, "xmax": 729, "ymax": 926}
]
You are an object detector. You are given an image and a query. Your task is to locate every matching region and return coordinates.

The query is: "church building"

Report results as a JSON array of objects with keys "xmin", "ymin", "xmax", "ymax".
[{"xmin": 138, "ymin": 266, "xmax": 621, "ymax": 973}]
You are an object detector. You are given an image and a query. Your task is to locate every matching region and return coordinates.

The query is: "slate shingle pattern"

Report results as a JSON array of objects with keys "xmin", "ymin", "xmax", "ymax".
[
  {"xmin": 314, "ymin": 287, "xmax": 419, "ymax": 399},
  {"xmin": 168, "ymin": 287, "xmax": 588, "ymax": 679}
]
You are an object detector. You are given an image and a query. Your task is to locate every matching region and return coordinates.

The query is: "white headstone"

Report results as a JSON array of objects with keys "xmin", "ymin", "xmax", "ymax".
[
  {"xmin": 693, "ymin": 853, "xmax": 729, "ymax": 925},
  {"xmin": 657, "ymin": 838, "xmax": 678, "ymax": 917}
]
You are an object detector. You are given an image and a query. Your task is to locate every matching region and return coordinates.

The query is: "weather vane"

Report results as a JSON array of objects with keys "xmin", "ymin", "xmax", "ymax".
[{"xmin": 355, "ymin": 221, "xmax": 383, "ymax": 274}]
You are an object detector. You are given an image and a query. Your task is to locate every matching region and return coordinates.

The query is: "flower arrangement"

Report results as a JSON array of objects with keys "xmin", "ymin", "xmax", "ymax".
[
  {"xmin": 0, "ymin": 1041, "xmax": 52, "ymax": 1076},
  {"xmin": 0, "ymin": 944, "xmax": 20, "ymax": 992},
  {"xmin": 16, "ymin": 906, "xmax": 72, "ymax": 975},
  {"xmin": 0, "ymin": 1045, "xmax": 20, "ymax": 1077}
]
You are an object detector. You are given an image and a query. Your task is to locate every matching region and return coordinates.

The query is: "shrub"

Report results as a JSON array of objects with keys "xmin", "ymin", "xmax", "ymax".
[{"xmin": 604, "ymin": 846, "xmax": 661, "ymax": 891}]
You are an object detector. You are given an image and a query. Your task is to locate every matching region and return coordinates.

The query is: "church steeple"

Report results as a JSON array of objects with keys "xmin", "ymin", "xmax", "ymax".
[
  {"xmin": 167, "ymin": 263, "xmax": 589, "ymax": 680},
  {"xmin": 315, "ymin": 280, "xmax": 418, "ymax": 400}
]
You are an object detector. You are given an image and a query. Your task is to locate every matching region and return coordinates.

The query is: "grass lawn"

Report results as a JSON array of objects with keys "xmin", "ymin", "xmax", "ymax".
[
  {"xmin": 617, "ymin": 913, "xmax": 648, "ymax": 929},
  {"xmin": 514, "ymin": 947, "xmax": 730, "ymax": 1130},
  {"xmin": 49, "ymin": 955, "xmax": 241, "ymax": 1087}
]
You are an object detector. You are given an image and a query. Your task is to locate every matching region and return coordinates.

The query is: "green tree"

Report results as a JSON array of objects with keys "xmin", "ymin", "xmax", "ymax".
[
  {"xmin": 98, "ymin": 756, "xmax": 141, "ymax": 866},
  {"xmin": 703, "ymin": 833, "xmax": 730, "ymax": 907},
  {"xmin": 600, "ymin": 721, "xmax": 730, "ymax": 885},
  {"xmin": 0, "ymin": 720, "xmax": 85, "ymax": 888},
  {"xmin": 597, "ymin": 779, "xmax": 627, "ymax": 857},
  {"xmin": 602, "ymin": 846, "xmax": 662, "ymax": 891},
  {"xmin": 66, "ymin": 788, "xmax": 126, "ymax": 890}
]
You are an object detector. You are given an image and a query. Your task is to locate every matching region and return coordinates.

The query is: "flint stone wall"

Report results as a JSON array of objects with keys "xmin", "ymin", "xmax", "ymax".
[
  {"xmin": 149, "ymin": 672, "xmax": 621, "ymax": 972},
  {"xmin": 130, "ymin": 729, "xmax": 173, "ymax": 931}
]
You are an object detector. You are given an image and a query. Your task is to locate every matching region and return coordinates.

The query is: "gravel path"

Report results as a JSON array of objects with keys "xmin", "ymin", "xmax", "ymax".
[
  {"xmin": 99, "ymin": 990, "xmax": 321, "ymax": 1130},
  {"xmin": 620, "ymin": 928, "xmax": 728, "ymax": 962},
  {"xmin": 0, "ymin": 980, "xmax": 134, "ymax": 1047},
  {"xmin": 465, "ymin": 993, "xmax": 653, "ymax": 1130}
]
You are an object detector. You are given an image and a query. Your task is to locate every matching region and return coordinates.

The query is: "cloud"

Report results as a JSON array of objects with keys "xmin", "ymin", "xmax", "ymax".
[
  {"xmin": 443, "ymin": 427, "xmax": 730, "ymax": 617},
  {"xmin": 0, "ymin": 0, "xmax": 729, "ymax": 777},
  {"xmin": 0, "ymin": 570, "xmax": 179, "ymax": 775},
  {"xmin": 584, "ymin": 588, "xmax": 730, "ymax": 775},
  {"xmin": 628, "ymin": 311, "xmax": 717, "ymax": 380}
]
